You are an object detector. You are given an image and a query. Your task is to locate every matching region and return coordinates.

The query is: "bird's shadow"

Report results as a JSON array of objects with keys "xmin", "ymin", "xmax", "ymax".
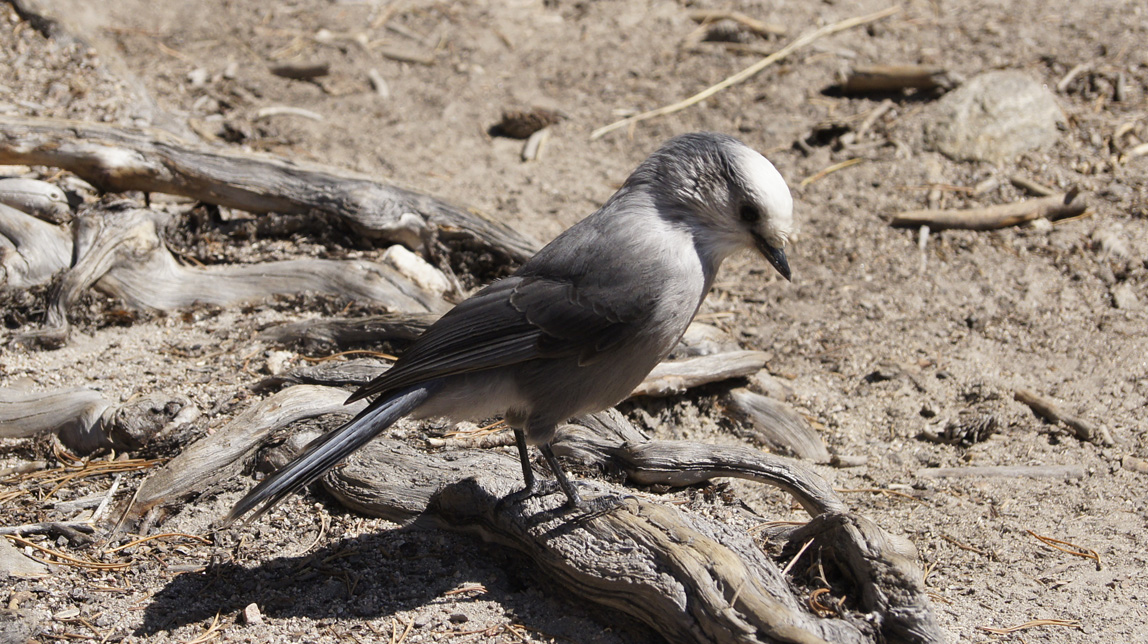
[{"xmin": 135, "ymin": 483, "xmax": 652, "ymax": 641}]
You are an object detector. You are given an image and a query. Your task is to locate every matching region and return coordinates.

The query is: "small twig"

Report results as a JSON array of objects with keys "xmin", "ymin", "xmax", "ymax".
[
  {"xmin": 255, "ymin": 106, "xmax": 325, "ymax": 121},
  {"xmin": 1009, "ymin": 175, "xmax": 1055, "ymax": 197},
  {"xmin": 444, "ymin": 584, "xmax": 487, "ymax": 596},
  {"xmin": 590, "ymin": 5, "xmax": 901, "ymax": 139},
  {"xmin": 370, "ymin": 44, "xmax": 435, "ymax": 66},
  {"xmin": 0, "ymin": 460, "xmax": 49, "ymax": 479},
  {"xmin": 92, "ymin": 473, "xmax": 123, "ymax": 524},
  {"xmin": 891, "ymin": 192, "xmax": 1088, "ymax": 231},
  {"xmin": 799, "ymin": 158, "xmax": 864, "ymax": 187},
  {"xmin": 977, "ymin": 618, "xmax": 1081, "ymax": 635},
  {"xmin": 1026, "ymin": 530, "xmax": 1101, "ymax": 569},
  {"xmin": 841, "ymin": 65, "xmax": 961, "ymax": 94},
  {"xmin": 1056, "ymin": 63, "xmax": 1090, "ymax": 92},
  {"xmin": 687, "ymin": 9, "xmax": 787, "ymax": 37},
  {"xmin": 780, "ymin": 538, "xmax": 814, "ymax": 576},
  {"xmin": 390, "ymin": 616, "xmax": 414, "ymax": 644},
  {"xmin": 182, "ymin": 612, "xmax": 223, "ymax": 644},
  {"xmin": 1014, "ymin": 388, "xmax": 1113, "ymax": 445},
  {"xmin": 940, "ymin": 534, "xmax": 988, "ymax": 557}
]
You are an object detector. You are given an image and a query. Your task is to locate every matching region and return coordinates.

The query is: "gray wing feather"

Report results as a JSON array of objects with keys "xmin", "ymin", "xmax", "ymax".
[{"xmin": 347, "ymin": 273, "xmax": 652, "ymax": 403}]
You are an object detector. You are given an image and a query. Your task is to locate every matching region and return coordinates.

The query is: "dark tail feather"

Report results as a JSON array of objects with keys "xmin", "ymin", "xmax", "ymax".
[{"xmin": 221, "ymin": 385, "xmax": 431, "ymax": 526}]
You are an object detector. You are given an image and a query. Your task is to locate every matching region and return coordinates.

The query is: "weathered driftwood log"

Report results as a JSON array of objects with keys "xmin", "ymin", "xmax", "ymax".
[
  {"xmin": 259, "ymin": 312, "xmax": 438, "ymax": 353},
  {"xmin": 323, "ymin": 410, "xmax": 942, "ymax": 644},
  {"xmin": 724, "ymin": 388, "xmax": 831, "ymax": 463},
  {"xmin": 254, "ymin": 358, "xmax": 391, "ymax": 392},
  {"xmin": 0, "ymin": 387, "xmax": 188, "ymax": 454},
  {"xmin": 891, "ymin": 192, "xmax": 1087, "ymax": 230},
  {"xmin": 120, "ymin": 386, "xmax": 368, "ymax": 527},
  {"xmin": 19, "ymin": 203, "xmax": 447, "ymax": 347},
  {"xmin": 0, "ymin": 178, "xmax": 72, "ymax": 224},
  {"xmin": 329, "ymin": 442, "xmax": 873, "ymax": 644},
  {"xmin": 255, "ymin": 349, "xmax": 769, "ymax": 402},
  {"xmin": 0, "ymin": 115, "xmax": 539, "ymax": 262},
  {"xmin": 120, "ymin": 384, "xmax": 941, "ymax": 642},
  {"xmin": 629, "ymin": 351, "xmax": 769, "ymax": 397},
  {"xmin": 841, "ymin": 65, "xmax": 962, "ymax": 94},
  {"xmin": 0, "ymin": 202, "xmax": 71, "ymax": 289}
]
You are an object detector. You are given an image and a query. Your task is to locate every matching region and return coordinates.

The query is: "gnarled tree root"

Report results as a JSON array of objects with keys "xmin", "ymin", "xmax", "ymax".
[
  {"xmin": 0, "ymin": 114, "xmax": 538, "ymax": 263},
  {"xmin": 0, "ymin": 386, "xmax": 189, "ymax": 454},
  {"xmin": 17, "ymin": 203, "xmax": 447, "ymax": 348}
]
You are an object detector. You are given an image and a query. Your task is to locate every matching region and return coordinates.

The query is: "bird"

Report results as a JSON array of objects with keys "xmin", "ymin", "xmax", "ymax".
[{"xmin": 223, "ymin": 132, "xmax": 793, "ymax": 525}]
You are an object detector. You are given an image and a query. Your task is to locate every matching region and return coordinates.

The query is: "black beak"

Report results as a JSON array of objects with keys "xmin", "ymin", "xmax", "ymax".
[{"xmin": 754, "ymin": 234, "xmax": 791, "ymax": 281}]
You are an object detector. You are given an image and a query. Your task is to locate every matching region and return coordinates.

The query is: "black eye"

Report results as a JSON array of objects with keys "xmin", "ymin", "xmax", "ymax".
[{"xmin": 739, "ymin": 203, "xmax": 760, "ymax": 223}]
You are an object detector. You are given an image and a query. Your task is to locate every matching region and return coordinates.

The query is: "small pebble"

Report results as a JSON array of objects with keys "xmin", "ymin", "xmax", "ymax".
[{"xmin": 243, "ymin": 602, "xmax": 264, "ymax": 625}]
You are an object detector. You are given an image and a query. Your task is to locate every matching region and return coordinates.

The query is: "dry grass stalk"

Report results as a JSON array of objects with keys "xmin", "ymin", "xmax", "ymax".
[{"xmin": 590, "ymin": 6, "xmax": 901, "ymax": 139}]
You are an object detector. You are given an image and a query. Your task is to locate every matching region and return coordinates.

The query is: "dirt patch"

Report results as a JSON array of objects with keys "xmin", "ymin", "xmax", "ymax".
[{"xmin": 2, "ymin": 1, "xmax": 1146, "ymax": 642}]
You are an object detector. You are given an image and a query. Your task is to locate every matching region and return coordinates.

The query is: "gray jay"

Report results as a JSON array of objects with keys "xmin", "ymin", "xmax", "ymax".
[{"xmin": 224, "ymin": 132, "xmax": 793, "ymax": 524}]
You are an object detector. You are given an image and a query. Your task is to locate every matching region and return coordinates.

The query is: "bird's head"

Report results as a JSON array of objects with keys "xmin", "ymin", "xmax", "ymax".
[{"xmin": 629, "ymin": 132, "xmax": 794, "ymax": 280}]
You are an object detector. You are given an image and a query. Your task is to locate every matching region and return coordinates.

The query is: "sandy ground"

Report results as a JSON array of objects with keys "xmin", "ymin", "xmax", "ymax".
[{"xmin": 2, "ymin": 0, "xmax": 1147, "ymax": 642}]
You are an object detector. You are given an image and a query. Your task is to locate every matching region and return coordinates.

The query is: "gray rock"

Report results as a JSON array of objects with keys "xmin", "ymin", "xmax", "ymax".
[
  {"xmin": 0, "ymin": 608, "xmax": 40, "ymax": 644},
  {"xmin": 1112, "ymin": 284, "xmax": 1140, "ymax": 310},
  {"xmin": 925, "ymin": 71, "xmax": 1064, "ymax": 163},
  {"xmin": 0, "ymin": 537, "xmax": 49, "ymax": 579}
]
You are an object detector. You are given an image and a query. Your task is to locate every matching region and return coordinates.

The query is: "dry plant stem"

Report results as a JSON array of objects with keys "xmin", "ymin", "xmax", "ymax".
[
  {"xmin": 891, "ymin": 193, "xmax": 1087, "ymax": 230},
  {"xmin": 1009, "ymin": 175, "xmax": 1056, "ymax": 197},
  {"xmin": 0, "ymin": 115, "xmax": 538, "ymax": 262},
  {"xmin": 973, "ymin": 619, "xmax": 1079, "ymax": 633},
  {"xmin": 1014, "ymin": 388, "xmax": 1112, "ymax": 445},
  {"xmin": 590, "ymin": 6, "xmax": 901, "ymax": 140}
]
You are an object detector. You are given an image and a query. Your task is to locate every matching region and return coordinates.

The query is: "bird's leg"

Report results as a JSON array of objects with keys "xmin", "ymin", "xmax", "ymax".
[
  {"xmin": 512, "ymin": 428, "xmax": 538, "ymax": 496},
  {"xmin": 539, "ymin": 443, "xmax": 583, "ymax": 508}
]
